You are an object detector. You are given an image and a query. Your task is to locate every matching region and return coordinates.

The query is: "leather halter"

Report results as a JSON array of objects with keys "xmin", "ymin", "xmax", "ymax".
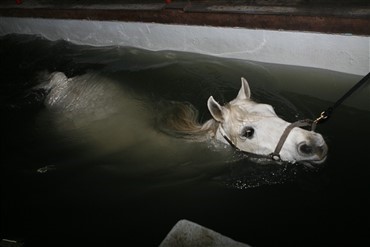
[{"xmin": 218, "ymin": 119, "xmax": 314, "ymax": 162}]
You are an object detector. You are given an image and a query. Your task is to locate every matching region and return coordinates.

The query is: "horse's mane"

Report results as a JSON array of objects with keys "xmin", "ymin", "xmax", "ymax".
[{"xmin": 154, "ymin": 100, "xmax": 217, "ymax": 141}]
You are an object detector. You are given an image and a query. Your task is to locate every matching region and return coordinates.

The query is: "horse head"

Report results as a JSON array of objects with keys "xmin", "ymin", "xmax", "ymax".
[{"xmin": 207, "ymin": 77, "xmax": 328, "ymax": 164}]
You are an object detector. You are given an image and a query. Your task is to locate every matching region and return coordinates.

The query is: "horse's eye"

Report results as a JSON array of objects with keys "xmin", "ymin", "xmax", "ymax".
[{"xmin": 242, "ymin": 127, "xmax": 254, "ymax": 139}]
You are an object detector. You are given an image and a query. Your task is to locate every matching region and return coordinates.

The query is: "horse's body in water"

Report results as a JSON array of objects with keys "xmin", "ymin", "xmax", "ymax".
[{"xmin": 39, "ymin": 71, "xmax": 327, "ymax": 168}]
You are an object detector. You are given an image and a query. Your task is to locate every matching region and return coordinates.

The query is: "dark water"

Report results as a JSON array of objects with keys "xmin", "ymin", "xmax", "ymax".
[{"xmin": 1, "ymin": 34, "xmax": 369, "ymax": 247}]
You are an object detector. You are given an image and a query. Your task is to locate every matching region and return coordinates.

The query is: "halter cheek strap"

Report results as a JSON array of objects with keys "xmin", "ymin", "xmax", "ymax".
[
  {"xmin": 218, "ymin": 125, "xmax": 237, "ymax": 148},
  {"xmin": 219, "ymin": 119, "xmax": 314, "ymax": 162}
]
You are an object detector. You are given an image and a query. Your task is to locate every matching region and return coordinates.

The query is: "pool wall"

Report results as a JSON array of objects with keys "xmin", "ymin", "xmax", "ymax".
[
  {"xmin": 0, "ymin": 16, "xmax": 369, "ymax": 76},
  {"xmin": 0, "ymin": 1, "xmax": 369, "ymax": 76}
]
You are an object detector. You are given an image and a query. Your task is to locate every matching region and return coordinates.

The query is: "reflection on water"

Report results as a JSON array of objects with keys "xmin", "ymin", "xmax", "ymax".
[{"xmin": 1, "ymin": 34, "xmax": 369, "ymax": 247}]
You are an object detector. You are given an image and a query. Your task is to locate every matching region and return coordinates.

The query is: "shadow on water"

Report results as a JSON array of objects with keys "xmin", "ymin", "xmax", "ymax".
[{"xmin": 1, "ymin": 34, "xmax": 369, "ymax": 247}]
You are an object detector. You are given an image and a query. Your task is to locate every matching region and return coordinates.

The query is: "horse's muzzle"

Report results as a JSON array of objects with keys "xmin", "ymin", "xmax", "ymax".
[{"xmin": 297, "ymin": 141, "xmax": 328, "ymax": 164}]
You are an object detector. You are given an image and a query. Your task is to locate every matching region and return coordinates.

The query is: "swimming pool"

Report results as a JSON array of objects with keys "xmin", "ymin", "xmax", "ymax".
[{"xmin": 1, "ymin": 34, "xmax": 369, "ymax": 247}]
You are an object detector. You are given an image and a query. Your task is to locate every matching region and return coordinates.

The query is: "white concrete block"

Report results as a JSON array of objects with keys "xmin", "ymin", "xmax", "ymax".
[{"xmin": 159, "ymin": 219, "xmax": 251, "ymax": 247}]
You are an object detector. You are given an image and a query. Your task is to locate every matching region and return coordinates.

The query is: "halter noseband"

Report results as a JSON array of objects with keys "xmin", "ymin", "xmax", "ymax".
[{"xmin": 219, "ymin": 119, "xmax": 315, "ymax": 162}]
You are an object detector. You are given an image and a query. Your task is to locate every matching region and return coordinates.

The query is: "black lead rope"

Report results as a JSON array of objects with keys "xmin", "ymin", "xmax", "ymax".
[{"xmin": 314, "ymin": 72, "xmax": 370, "ymax": 125}]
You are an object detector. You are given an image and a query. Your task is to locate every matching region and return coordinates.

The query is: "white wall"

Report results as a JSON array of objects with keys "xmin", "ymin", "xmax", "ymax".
[{"xmin": 0, "ymin": 17, "xmax": 369, "ymax": 76}]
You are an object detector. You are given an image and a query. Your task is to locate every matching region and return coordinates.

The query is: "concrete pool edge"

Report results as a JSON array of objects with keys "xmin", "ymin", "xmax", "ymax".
[
  {"xmin": 159, "ymin": 219, "xmax": 251, "ymax": 247},
  {"xmin": 0, "ymin": 16, "xmax": 369, "ymax": 76},
  {"xmin": 1, "ymin": 1, "xmax": 369, "ymax": 36}
]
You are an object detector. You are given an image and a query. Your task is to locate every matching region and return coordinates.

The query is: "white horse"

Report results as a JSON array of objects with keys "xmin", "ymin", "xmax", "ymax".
[
  {"xmin": 159, "ymin": 77, "xmax": 328, "ymax": 164},
  {"xmin": 40, "ymin": 72, "xmax": 328, "ymax": 165}
]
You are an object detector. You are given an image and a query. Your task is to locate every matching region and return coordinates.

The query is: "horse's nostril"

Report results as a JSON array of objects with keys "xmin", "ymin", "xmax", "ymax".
[
  {"xmin": 299, "ymin": 143, "xmax": 313, "ymax": 155},
  {"xmin": 318, "ymin": 143, "xmax": 328, "ymax": 157}
]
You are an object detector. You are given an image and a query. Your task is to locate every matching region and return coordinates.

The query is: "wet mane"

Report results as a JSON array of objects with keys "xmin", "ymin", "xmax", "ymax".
[{"xmin": 155, "ymin": 101, "xmax": 218, "ymax": 141}]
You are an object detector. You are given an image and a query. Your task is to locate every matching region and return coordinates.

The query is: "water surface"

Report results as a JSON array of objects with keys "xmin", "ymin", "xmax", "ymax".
[{"xmin": 1, "ymin": 34, "xmax": 369, "ymax": 247}]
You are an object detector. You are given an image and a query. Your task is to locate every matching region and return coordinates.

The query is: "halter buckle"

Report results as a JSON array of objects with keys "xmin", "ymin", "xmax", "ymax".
[
  {"xmin": 270, "ymin": 153, "xmax": 281, "ymax": 161},
  {"xmin": 314, "ymin": 111, "xmax": 329, "ymax": 124}
]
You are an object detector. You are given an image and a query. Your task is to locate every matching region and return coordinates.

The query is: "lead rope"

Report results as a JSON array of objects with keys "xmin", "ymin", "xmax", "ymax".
[{"xmin": 313, "ymin": 72, "xmax": 370, "ymax": 126}]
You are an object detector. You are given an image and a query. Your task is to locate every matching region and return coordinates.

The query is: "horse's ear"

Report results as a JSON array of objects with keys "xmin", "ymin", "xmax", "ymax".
[
  {"xmin": 207, "ymin": 96, "xmax": 223, "ymax": 122},
  {"xmin": 236, "ymin": 77, "xmax": 251, "ymax": 100}
]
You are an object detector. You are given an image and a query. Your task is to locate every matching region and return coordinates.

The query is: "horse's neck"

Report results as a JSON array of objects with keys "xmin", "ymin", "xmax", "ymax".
[{"xmin": 199, "ymin": 120, "xmax": 235, "ymax": 151}]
